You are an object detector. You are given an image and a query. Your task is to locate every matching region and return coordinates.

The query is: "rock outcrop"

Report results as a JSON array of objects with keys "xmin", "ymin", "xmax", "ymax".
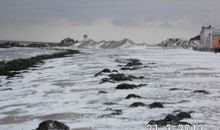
[
  {"xmin": 58, "ymin": 38, "xmax": 76, "ymax": 46},
  {"xmin": 36, "ymin": 120, "xmax": 69, "ymax": 130},
  {"xmin": 148, "ymin": 111, "xmax": 191, "ymax": 127}
]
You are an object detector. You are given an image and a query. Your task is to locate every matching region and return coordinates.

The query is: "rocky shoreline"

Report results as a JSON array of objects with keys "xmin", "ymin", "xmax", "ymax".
[
  {"xmin": 0, "ymin": 38, "xmax": 77, "ymax": 48},
  {"xmin": 0, "ymin": 49, "xmax": 79, "ymax": 78}
]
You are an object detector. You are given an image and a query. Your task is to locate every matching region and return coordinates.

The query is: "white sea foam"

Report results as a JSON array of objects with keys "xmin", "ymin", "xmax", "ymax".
[{"xmin": 0, "ymin": 48, "xmax": 220, "ymax": 130}]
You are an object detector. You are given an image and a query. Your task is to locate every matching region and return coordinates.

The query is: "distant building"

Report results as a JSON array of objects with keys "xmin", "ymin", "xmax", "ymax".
[
  {"xmin": 194, "ymin": 26, "xmax": 220, "ymax": 52},
  {"xmin": 200, "ymin": 26, "xmax": 212, "ymax": 48},
  {"xmin": 213, "ymin": 28, "xmax": 220, "ymax": 52},
  {"xmin": 83, "ymin": 34, "xmax": 88, "ymax": 40}
]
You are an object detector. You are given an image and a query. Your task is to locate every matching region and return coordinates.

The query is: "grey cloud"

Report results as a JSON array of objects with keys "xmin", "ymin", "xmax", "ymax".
[
  {"xmin": 1, "ymin": 0, "xmax": 220, "ymax": 26},
  {"xmin": 0, "ymin": 0, "xmax": 220, "ymax": 42}
]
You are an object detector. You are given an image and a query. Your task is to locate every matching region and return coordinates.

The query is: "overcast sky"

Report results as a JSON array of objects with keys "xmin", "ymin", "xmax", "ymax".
[{"xmin": 0, "ymin": 0, "xmax": 220, "ymax": 43}]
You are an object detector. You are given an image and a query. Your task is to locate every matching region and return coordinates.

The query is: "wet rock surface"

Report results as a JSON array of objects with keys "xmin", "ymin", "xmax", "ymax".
[
  {"xmin": 116, "ymin": 58, "xmax": 145, "ymax": 70},
  {"xmin": 100, "ymin": 73, "xmax": 144, "ymax": 84},
  {"xmin": 98, "ymin": 90, "xmax": 107, "ymax": 94},
  {"xmin": 109, "ymin": 73, "xmax": 132, "ymax": 81},
  {"xmin": 0, "ymin": 38, "xmax": 77, "ymax": 48},
  {"xmin": 115, "ymin": 83, "xmax": 144, "ymax": 90},
  {"xmin": 193, "ymin": 90, "xmax": 210, "ymax": 94},
  {"xmin": 125, "ymin": 59, "xmax": 143, "ymax": 67},
  {"xmin": 129, "ymin": 102, "xmax": 146, "ymax": 107},
  {"xmin": 94, "ymin": 68, "xmax": 112, "ymax": 77},
  {"xmin": 0, "ymin": 88, "xmax": 13, "ymax": 91},
  {"xmin": 125, "ymin": 94, "xmax": 142, "ymax": 99},
  {"xmin": 58, "ymin": 38, "xmax": 77, "ymax": 46},
  {"xmin": 100, "ymin": 108, "xmax": 123, "ymax": 117},
  {"xmin": 36, "ymin": 120, "xmax": 70, "ymax": 130},
  {"xmin": 169, "ymin": 88, "xmax": 189, "ymax": 91},
  {"xmin": 148, "ymin": 102, "xmax": 164, "ymax": 108},
  {"xmin": 0, "ymin": 49, "xmax": 80, "ymax": 77},
  {"xmin": 148, "ymin": 111, "xmax": 191, "ymax": 127},
  {"xmin": 103, "ymin": 102, "xmax": 117, "ymax": 105},
  {"xmin": 120, "ymin": 67, "xmax": 140, "ymax": 70}
]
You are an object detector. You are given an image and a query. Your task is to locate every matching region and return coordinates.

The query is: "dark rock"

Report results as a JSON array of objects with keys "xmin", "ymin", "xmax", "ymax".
[
  {"xmin": 100, "ymin": 109, "xmax": 122, "ymax": 117},
  {"xmin": 149, "ymin": 102, "xmax": 164, "ymax": 109},
  {"xmin": 98, "ymin": 90, "xmax": 107, "ymax": 94},
  {"xmin": 164, "ymin": 114, "xmax": 178, "ymax": 122},
  {"xmin": 139, "ymin": 76, "xmax": 145, "ymax": 79},
  {"xmin": 0, "ymin": 50, "xmax": 80, "ymax": 77},
  {"xmin": 109, "ymin": 73, "xmax": 132, "ymax": 81},
  {"xmin": 103, "ymin": 102, "xmax": 117, "ymax": 105},
  {"xmin": 102, "ymin": 69, "xmax": 111, "ymax": 73},
  {"xmin": 175, "ymin": 112, "xmax": 191, "ymax": 120},
  {"xmin": 116, "ymin": 83, "xmax": 141, "ymax": 90},
  {"xmin": 143, "ymin": 65, "xmax": 154, "ymax": 68},
  {"xmin": 127, "ymin": 75, "xmax": 144, "ymax": 79},
  {"xmin": 110, "ymin": 109, "xmax": 122, "ymax": 115},
  {"xmin": 169, "ymin": 88, "xmax": 189, "ymax": 91},
  {"xmin": 127, "ymin": 75, "xmax": 138, "ymax": 79},
  {"xmin": 125, "ymin": 59, "xmax": 143, "ymax": 67},
  {"xmin": 0, "ymin": 88, "xmax": 13, "ymax": 91},
  {"xmin": 36, "ymin": 120, "xmax": 69, "ymax": 130},
  {"xmin": 148, "ymin": 62, "xmax": 156, "ymax": 65},
  {"xmin": 95, "ymin": 68, "xmax": 111, "ymax": 77},
  {"xmin": 120, "ymin": 67, "xmax": 139, "ymax": 70},
  {"xmin": 147, "ymin": 112, "xmax": 191, "ymax": 127},
  {"xmin": 112, "ymin": 70, "xmax": 118, "ymax": 72},
  {"xmin": 176, "ymin": 121, "xmax": 191, "ymax": 125},
  {"xmin": 158, "ymin": 38, "xmax": 191, "ymax": 49},
  {"xmin": 125, "ymin": 94, "xmax": 141, "ymax": 99},
  {"xmin": 148, "ymin": 120, "xmax": 166, "ymax": 127},
  {"xmin": 99, "ymin": 78, "xmax": 114, "ymax": 84},
  {"xmin": 100, "ymin": 73, "xmax": 143, "ymax": 84},
  {"xmin": 58, "ymin": 38, "xmax": 76, "ymax": 46},
  {"xmin": 193, "ymin": 90, "xmax": 210, "ymax": 94},
  {"xmin": 129, "ymin": 102, "xmax": 145, "ymax": 107},
  {"xmin": 169, "ymin": 88, "xmax": 181, "ymax": 91},
  {"xmin": 0, "ymin": 41, "xmax": 21, "ymax": 48},
  {"xmin": 190, "ymin": 35, "xmax": 200, "ymax": 41}
]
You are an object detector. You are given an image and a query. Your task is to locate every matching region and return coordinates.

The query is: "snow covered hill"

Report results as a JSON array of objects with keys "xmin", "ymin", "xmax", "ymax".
[
  {"xmin": 158, "ymin": 36, "xmax": 200, "ymax": 49},
  {"xmin": 73, "ymin": 39, "xmax": 148, "ymax": 49},
  {"xmin": 158, "ymin": 38, "xmax": 192, "ymax": 48}
]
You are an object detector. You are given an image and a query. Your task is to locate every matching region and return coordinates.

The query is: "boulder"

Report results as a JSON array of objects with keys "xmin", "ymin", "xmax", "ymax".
[
  {"xmin": 98, "ymin": 90, "xmax": 107, "ymax": 94},
  {"xmin": 95, "ymin": 68, "xmax": 111, "ymax": 77},
  {"xmin": 0, "ymin": 88, "xmax": 13, "ymax": 91},
  {"xmin": 147, "ymin": 111, "xmax": 191, "ymax": 127},
  {"xmin": 148, "ymin": 119, "xmax": 166, "ymax": 127},
  {"xmin": 175, "ymin": 112, "xmax": 191, "ymax": 120},
  {"xmin": 125, "ymin": 94, "xmax": 142, "ymax": 99},
  {"xmin": 36, "ymin": 120, "xmax": 69, "ymax": 130},
  {"xmin": 193, "ymin": 90, "xmax": 210, "ymax": 94},
  {"xmin": 120, "ymin": 67, "xmax": 139, "ymax": 70},
  {"xmin": 164, "ymin": 114, "xmax": 178, "ymax": 122},
  {"xmin": 58, "ymin": 38, "xmax": 76, "ymax": 46},
  {"xmin": 99, "ymin": 78, "xmax": 115, "ymax": 84},
  {"xmin": 116, "ymin": 83, "xmax": 141, "ymax": 90},
  {"xmin": 109, "ymin": 73, "xmax": 132, "ymax": 81},
  {"xmin": 103, "ymin": 102, "xmax": 117, "ymax": 105},
  {"xmin": 129, "ymin": 102, "xmax": 146, "ymax": 107},
  {"xmin": 148, "ymin": 102, "xmax": 164, "ymax": 109},
  {"xmin": 112, "ymin": 70, "xmax": 118, "ymax": 73},
  {"xmin": 100, "ymin": 73, "xmax": 144, "ymax": 84},
  {"xmin": 125, "ymin": 59, "xmax": 143, "ymax": 67}
]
